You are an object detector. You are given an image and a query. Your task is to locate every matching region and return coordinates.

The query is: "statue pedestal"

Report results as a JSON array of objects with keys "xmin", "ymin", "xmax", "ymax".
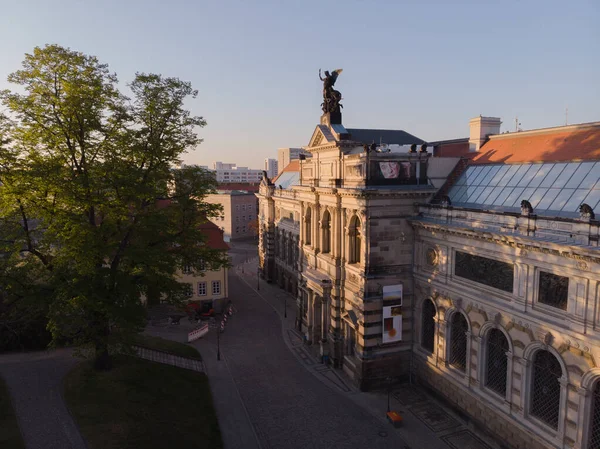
[{"xmin": 321, "ymin": 112, "xmax": 342, "ymax": 126}]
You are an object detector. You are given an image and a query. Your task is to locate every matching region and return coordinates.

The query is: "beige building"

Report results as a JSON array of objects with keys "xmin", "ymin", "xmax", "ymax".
[
  {"xmin": 176, "ymin": 221, "xmax": 229, "ymax": 310},
  {"xmin": 258, "ymin": 104, "xmax": 600, "ymax": 449},
  {"xmin": 207, "ymin": 190, "xmax": 258, "ymax": 241},
  {"xmin": 277, "ymin": 147, "xmax": 310, "ymax": 176}
]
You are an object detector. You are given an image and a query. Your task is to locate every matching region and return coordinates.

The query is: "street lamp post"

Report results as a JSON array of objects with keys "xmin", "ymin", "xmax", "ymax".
[
  {"xmin": 386, "ymin": 376, "xmax": 392, "ymax": 412},
  {"xmin": 217, "ymin": 324, "xmax": 221, "ymax": 361}
]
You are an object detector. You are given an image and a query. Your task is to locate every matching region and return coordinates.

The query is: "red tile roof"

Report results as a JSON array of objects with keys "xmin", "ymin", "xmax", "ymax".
[
  {"xmin": 473, "ymin": 122, "xmax": 600, "ymax": 164},
  {"xmin": 273, "ymin": 160, "xmax": 299, "ymax": 184},
  {"xmin": 198, "ymin": 221, "xmax": 230, "ymax": 251}
]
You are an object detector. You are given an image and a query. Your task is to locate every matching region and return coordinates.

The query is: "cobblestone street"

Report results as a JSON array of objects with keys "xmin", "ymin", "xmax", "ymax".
[{"xmin": 146, "ymin": 242, "xmax": 502, "ymax": 449}]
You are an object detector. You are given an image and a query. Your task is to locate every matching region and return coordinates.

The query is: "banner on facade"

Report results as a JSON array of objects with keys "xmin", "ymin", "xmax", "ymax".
[
  {"xmin": 382, "ymin": 284, "xmax": 403, "ymax": 343},
  {"xmin": 382, "ymin": 305, "xmax": 403, "ymax": 343},
  {"xmin": 187, "ymin": 323, "xmax": 209, "ymax": 343},
  {"xmin": 383, "ymin": 284, "xmax": 403, "ymax": 303}
]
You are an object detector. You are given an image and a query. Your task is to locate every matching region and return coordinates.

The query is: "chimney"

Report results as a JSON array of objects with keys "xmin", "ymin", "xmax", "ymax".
[{"xmin": 469, "ymin": 116, "xmax": 502, "ymax": 152}]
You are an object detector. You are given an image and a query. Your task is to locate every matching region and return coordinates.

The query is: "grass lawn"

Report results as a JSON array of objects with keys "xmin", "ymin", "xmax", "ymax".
[
  {"xmin": 131, "ymin": 334, "xmax": 202, "ymax": 360},
  {"xmin": 64, "ymin": 355, "xmax": 222, "ymax": 449},
  {"xmin": 0, "ymin": 377, "xmax": 25, "ymax": 449}
]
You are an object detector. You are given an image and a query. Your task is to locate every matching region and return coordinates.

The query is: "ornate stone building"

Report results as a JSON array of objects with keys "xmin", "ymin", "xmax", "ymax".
[
  {"xmin": 258, "ymin": 108, "xmax": 600, "ymax": 449},
  {"xmin": 411, "ymin": 121, "xmax": 600, "ymax": 449},
  {"xmin": 257, "ymin": 112, "xmax": 455, "ymax": 389}
]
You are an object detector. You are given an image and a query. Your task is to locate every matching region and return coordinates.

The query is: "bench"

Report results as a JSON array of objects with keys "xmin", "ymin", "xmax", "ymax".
[{"xmin": 386, "ymin": 411, "xmax": 403, "ymax": 428}]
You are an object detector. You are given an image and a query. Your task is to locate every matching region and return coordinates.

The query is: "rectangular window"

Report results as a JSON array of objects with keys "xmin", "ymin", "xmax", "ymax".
[
  {"xmin": 242, "ymin": 205, "xmax": 246, "ymax": 211},
  {"xmin": 212, "ymin": 281, "xmax": 221, "ymax": 295},
  {"xmin": 182, "ymin": 265, "xmax": 192, "ymax": 274},
  {"xmin": 236, "ymin": 205, "xmax": 240, "ymax": 211},
  {"xmin": 248, "ymin": 214, "xmax": 252, "ymax": 220},
  {"xmin": 538, "ymin": 271, "xmax": 569, "ymax": 310},
  {"xmin": 454, "ymin": 251, "xmax": 514, "ymax": 292},
  {"xmin": 198, "ymin": 259, "xmax": 206, "ymax": 271},
  {"xmin": 248, "ymin": 204, "xmax": 253, "ymax": 210},
  {"xmin": 242, "ymin": 215, "xmax": 246, "ymax": 221},
  {"xmin": 198, "ymin": 282, "xmax": 207, "ymax": 296},
  {"xmin": 242, "ymin": 226, "xmax": 246, "ymax": 233}
]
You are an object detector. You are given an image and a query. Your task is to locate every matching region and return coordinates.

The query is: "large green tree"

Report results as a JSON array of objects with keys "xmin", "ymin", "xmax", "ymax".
[{"xmin": 0, "ymin": 45, "xmax": 227, "ymax": 368}]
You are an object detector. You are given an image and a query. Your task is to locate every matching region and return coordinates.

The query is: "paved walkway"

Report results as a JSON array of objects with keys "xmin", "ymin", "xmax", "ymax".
[
  {"xmin": 228, "ymin": 242, "xmax": 501, "ymax": 449},
  {"xmin": 0, "ymin": 349, "xmax": 88, "ymax": 449}
]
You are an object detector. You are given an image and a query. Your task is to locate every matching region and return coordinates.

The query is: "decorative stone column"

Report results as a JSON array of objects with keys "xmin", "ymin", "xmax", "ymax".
[{"xmin": 306, "ymin": 290, "xmax": 314, "ymax": 345}]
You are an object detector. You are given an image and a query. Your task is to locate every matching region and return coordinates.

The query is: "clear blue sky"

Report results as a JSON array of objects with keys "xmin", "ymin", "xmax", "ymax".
[{"xmin": 1, "ymin": 0, "xmax": 598, "ymax": 168}]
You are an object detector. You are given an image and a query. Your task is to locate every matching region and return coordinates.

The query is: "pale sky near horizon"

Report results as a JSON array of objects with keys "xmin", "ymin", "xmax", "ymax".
[{"xmin": 1, "ymin": 0, "xmax": 598, "ymax": 169}]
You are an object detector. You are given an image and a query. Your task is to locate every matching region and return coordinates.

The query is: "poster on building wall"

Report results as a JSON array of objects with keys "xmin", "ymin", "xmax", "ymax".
[{"xmin": 382, "ymin": 284, "xmax": 403, "ymax": 343}]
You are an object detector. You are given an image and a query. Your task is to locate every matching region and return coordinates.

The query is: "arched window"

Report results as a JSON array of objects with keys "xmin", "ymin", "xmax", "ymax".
[
  {"xmin": 530, "ymin": 350, "xmax": 562, "ymax": 430},
  {"xmin": 322, "ymin": 210, "xmax": 331, "ymax": 253},
  {"xmin": 485, "ymin": 329, "xmax": 509, "ymax": 396},
  {"xmin": 588, "ymin": 381, "xmax": 600, "ymax": 449},
  {"xmin": 449, "ymin": 312, "xmax": 468, "ymax": 372},
  {"xmin": 305, "ymin": 207, "xmax": 312, "ymax": 246},
  {"xmin": 348, "ymin": 216, "xmax": 361, "ymax": 264},
  {"xmin": 421, "ymin": 299, "xmax": 436, "ymax": 353}
]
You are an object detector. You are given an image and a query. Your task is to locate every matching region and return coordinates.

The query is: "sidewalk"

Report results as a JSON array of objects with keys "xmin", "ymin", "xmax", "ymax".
[{"xmin": 234, "ymin": 257, "xmax": 500, "ymax": 449}]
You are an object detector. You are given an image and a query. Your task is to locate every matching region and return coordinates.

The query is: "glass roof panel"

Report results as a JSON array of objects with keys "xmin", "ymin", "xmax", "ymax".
[
  {"xmin": 489, "ymin": 165, "xmax": 511, "ymax": 185},
  {"xmin": 582, "ymin": 189, "xmax": 600, "ymax": 210},
  {"xmin": 549, "ymin": 189, "xmax": 575, "ymax": 211},
  {"xmin": 503, "ymin": 187, "xmax": 525, "ymax": 207},
  {"xmin": 447, "ymin": 162, "xmax": 600, "ymax": 218},
  {"xmin": 529, "ymin": 188, "xmax": 549, "ymax": 208},
  {"xmin": 517, "ymin": 164, "xmax": 541, "ymax": 187},
  {"xmin": 507, "ymin": 165, "xmax": 531, "ymax": 187},
  {"xmin": 562, "ymin": 189, "xmax": 590, "ymax": 212},
  {"xmin": 540, "ymin": 163, "xmax": 567, "ymax": 188},
  {"xmin": 464, "ymin": 186, "xmax": 485, "ymax": 203},
  {"xmin": 536, "ymin": 188, "xmax": 561, "ymax": 209},
  {"xmin": 528, "ymin": 163, "xmax": 554, "ymax": 188},
  {"xmin": 465, "ymin": 166, "xmax": 482, "ymax": 183},
  {"xmin": 492, "ymin": 187, "xmax": 514, "ymax": 206},
  {"xmin": 579, "ymin": 162, "xmax": 600, "ymax": 189},
  {"xmin": 565, "ymin": 162, "xmax": 595, "ymax": 189},
  {"xmin": 554, "ymin": 163, "xmax": 580, "ymax": 188},
  {"xmin": 499, "ymin": 165, "xmax": 521, "ymax": 186},
  {"xmin": 473, "ymin": 186, "xmax": 496, "ymax": 204},
  {"xmin": 471, "ymin": 166, "xmax": 492, "ymax": 186}
]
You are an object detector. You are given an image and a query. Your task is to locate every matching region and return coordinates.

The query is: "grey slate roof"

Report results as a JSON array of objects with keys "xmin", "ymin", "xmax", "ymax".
[{"xmin": 346, "ymin": 128, "xmax": 425, "ymax": 145}]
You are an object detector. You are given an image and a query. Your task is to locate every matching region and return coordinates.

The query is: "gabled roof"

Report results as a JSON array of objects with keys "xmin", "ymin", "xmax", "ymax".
[
  {"xmin": 272, "ymin": 160, "xmax": 300, "ymax": 189},
  {"xmin": 198, "ymin": 221, "xmax": 230, "ymax": 250},
  {"xmin": 346, "ymin": 128, "xmax": 425, "ymax": 146},
  {"xmin": 473, "ymin": 122, "xmax": 600, "ymax": 164}
]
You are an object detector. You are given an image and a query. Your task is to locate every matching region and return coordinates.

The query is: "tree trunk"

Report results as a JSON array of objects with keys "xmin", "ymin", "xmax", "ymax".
[{"xmin": 94, "ymin": 344, "xmax": 112, "ymax": 370}]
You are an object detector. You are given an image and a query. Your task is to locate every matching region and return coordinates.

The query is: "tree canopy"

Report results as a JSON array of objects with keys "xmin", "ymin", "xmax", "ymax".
[{"xmin": 0, "ymin": 45, "xmax": 227, "ymax": 368}]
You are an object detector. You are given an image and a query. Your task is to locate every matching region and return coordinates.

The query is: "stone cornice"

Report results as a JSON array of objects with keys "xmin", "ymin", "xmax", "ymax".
[{"xmin": 412, "ymin": 220, "xmax": 600, "ymax": 265}]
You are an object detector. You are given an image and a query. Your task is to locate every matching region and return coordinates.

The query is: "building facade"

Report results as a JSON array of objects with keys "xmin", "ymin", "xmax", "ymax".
[
  {"xmin": 264, "ymin": 158, "xmax": 278, "ymax": 179},
  {"xmin": 213, "ymin": 161, "xmax": 263, "ymax": 183},
  {"xmin": 259, "ymin": 107, "xmax": 600, "ymax": 449},
  {"xmin": 258, "ymin": 113, "xmax": 439, "ymax": 390},
  {"xmin": 207, "ymin": 190, "xmax": 258, "ymax": 241},
  {"xmin": 176, "ymin": 222, "xmax": 230, "ymax": 311},
  {"xmin": 277, "ymin": 147, "xmax": 310, "ymax": 176}
]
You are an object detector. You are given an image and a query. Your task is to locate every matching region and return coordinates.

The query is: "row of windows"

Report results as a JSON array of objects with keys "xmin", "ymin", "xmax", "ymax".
[
  {"xmin": 235, "ymin": 204, "xmax": 254, "ymax": 211},
  {"xmin": 304, "ymin": 207, "xmax": 361, "ymax": 264},
  {"xmin": 182, "ymin": 260, "xmax": 206, "ymax": 274},
  {"xmin": 420, "ymin": 301, "xmax": 599, "ymax": 443},
  {"xmin": 235, "ymin": 215, "xmax": 253, "ymax": 222},
  {"xmin": 184, "ymin": 281, "xmax": 221, "ymax": 297},
  {"xmin": 453, "ymin": 251, "xmax": 570, "ymax": 311}
]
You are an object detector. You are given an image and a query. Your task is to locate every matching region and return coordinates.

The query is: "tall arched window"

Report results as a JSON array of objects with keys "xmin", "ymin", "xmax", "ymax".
[
  {"xmin": 588, "ymin": 381, "xmax": 600, "ymax": 449},
  {"xmin": 449, "ymin": 312, "xmax": 468, "ymax": 372},
  {"xmin": 421, "ymin": 299, "xmax": 436, "ymax": 353},
  {"xmin": 530, "ymin": 350, "xmax": 562, "ymax": 430},
  {"xmin": 305, "ymin": 207, "xmax": 312, "ymax": 246},
  {"xmin": 485, "ymin": 329, "xmax": 509, "ymax": 396},
  {"xmin": 348, "ymin": 216, "xmax": 361, "ymax": 264},
  {"xmin": 322, "ymin": 210, "xmax": 331, "ymax": 253}
]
